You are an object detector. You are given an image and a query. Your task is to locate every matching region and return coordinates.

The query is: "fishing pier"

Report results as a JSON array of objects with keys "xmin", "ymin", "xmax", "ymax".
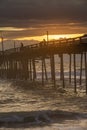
[{"xmin": 0, "ymin": 35, "xmax": 87, "ymax": 93}]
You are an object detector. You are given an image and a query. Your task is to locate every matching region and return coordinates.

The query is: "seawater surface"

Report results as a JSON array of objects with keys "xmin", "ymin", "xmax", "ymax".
[{"xmin": 0, "ymin": 54, "xmax": 87, "ymax": 129}]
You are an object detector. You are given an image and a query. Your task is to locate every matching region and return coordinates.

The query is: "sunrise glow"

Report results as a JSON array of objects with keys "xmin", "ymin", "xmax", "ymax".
[{"xmin": 15, "ymin": 34, "xmax": 83, "ymax": 41}]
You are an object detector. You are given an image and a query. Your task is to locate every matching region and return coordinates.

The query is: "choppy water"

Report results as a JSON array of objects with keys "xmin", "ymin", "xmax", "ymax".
[
  {"xmin": 0, "ymin": 54, "xmax": 86, "ymax": 112},
  {"xmin": 0, "ymin": 54, "xmax": 87, "ymax": 129},
  {"xmin": 34, "ymin": 54, "xmax": 85, "ymax": 79}
]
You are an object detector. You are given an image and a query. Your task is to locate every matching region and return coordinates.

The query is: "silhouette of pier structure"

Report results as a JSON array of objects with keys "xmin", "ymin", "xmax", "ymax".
[{"xmin": 0, "ymin": 35, "xmax": 87, "ymax": 93}]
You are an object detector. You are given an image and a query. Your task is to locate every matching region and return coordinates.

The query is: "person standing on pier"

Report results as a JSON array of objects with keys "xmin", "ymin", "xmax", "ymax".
[{"xmin": 20, "ymin": 42, "xmax": 24, "ymax": 51}]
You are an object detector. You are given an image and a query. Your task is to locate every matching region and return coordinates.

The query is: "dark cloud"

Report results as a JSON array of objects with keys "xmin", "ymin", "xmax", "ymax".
[
  {"xmin": 0, "ymin": 0, "xmax": 87, "ymax": 23},
  {"xmin": 0, "ymin": 0, "xmax": 87, "ymax": 39}
]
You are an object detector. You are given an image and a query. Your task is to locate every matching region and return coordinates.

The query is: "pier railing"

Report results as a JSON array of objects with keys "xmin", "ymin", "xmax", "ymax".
[
  {"xmin": 2, "ymin": 35, "xmax": 87, "ymax": 55},
  {"xmin": 0, "ymin": 35, "xmax": 87, "ymax": 94}
]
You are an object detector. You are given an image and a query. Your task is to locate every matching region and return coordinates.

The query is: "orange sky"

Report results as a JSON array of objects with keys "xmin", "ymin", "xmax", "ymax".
[
  {"xmin": 0, "ymin": 27, "xmax": 83, "ymax": 42},
  {"xmin": 15, "ymin": 34, "xmax": 83, "ymax": 41},
  {"xmin": 0, "ymin": 0, "xmax": 87, "ymax": 43}
]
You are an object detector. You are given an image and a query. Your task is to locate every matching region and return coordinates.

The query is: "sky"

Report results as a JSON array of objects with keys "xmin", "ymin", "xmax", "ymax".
[{"xmin": 0, "ymin": 0, "xmax": 87, "ymax": 42}]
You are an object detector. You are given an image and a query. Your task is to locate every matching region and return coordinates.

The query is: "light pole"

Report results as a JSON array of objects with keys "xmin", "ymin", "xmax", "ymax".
[{"xmin": 47, "ymin": 31, "xmax": 49, "ymax": 44}]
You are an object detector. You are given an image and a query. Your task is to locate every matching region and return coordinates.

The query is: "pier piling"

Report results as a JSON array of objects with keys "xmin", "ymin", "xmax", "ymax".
[
  {"xmin": 73, "ymin": 54, "xmax": 77, "ymax": 93},
  {"xmin": 0, "ymin": 35, "xmax": 87, "ymax": 93}
]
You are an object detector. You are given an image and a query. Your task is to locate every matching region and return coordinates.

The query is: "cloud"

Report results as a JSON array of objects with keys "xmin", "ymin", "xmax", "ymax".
[
  {"xmin": 2, "ymin": 22, "xmax": 86, "ymax": 40},
  {"xmin": 0, "ymin": 0, "xmax": 87, "ymax": 23},
  {"xmin": 0, "ymin": 0, "xmax": 87, "ymax": 39}
]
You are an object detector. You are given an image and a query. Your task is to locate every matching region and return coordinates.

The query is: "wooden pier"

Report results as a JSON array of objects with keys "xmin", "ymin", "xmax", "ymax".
[{"xmin": 0, "ymin": 35, "xmax": 87, "ymax": 93}]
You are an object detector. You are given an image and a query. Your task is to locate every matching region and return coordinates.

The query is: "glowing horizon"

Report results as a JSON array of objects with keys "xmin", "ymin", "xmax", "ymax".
[{"xmin": 15, "ymin": 33, "xmax": 83, "ymax": 41}]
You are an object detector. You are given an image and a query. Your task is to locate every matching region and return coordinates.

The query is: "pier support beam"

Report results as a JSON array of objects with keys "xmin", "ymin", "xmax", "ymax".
[
  {"xmin": 29, "ymin": 59, "xmax": 32, "ymax": 81},
  {"xmin": 59, "ymin": 54, "xmax": 65, "ymax": 88},
  {"xmin": 84, "ymin": 52, "xmax": 87, "ymax": 94},
  {"xmin": 8, "ymin": 60, "xmax": 14, "ymax": 79},
  {"xmin": 32, "ymin": 58, "xmax": 36, "ymax": 81},
  {"xmin": 80, "ymin": 53, "xmax": 83, "ymax": 85},
  {"xmin": 6, "ymin": 60, "xmax": 9, "ymax": 78},
  {"xmin": 50, "ymin": 55, "xmax": 56, "ymax": 88},
  {"xmin": 42, "ymin": 57, "xmax": 44, "ymax": 86},
  {"xmin": 73, "ymin": 54, "xmax": 77, "ymax": 93},
  {"xmin": 21, "ymin": 57, "xmax": 29, "ymax": 80},
  {"xmin": 43, "ymin": 58, "xmax": 48, "ymax": 81},
  {"xmin": 69, "ymin": 54, "xmax": 72, "ymax": 83},
  {"xmin": 41, "ymin": 57, "xmax": 48, "ymax": 86}
]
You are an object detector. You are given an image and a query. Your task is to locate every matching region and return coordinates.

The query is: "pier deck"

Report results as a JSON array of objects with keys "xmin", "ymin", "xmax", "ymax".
[{"xmin": 0, "ymin": 35, "xmax": 87, "ymax": 93}]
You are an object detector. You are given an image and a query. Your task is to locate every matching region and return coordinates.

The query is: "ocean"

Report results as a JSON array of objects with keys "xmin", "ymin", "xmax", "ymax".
[{"xmin": 0, "ymin": 54, "xmax": 87, "ymax": 129}]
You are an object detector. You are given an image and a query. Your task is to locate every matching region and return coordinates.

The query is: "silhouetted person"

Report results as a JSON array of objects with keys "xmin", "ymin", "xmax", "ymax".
[
  {"xmin": 20, "ymin": 42, "xmax": 24, "ymax": 51},
  {"xmin": 43, "ymin": 39, "xmax": 47, "ymax": 45},
  {"xmin": 39, "ymin": 39, "xmax": 47, "ymax": 47}
]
